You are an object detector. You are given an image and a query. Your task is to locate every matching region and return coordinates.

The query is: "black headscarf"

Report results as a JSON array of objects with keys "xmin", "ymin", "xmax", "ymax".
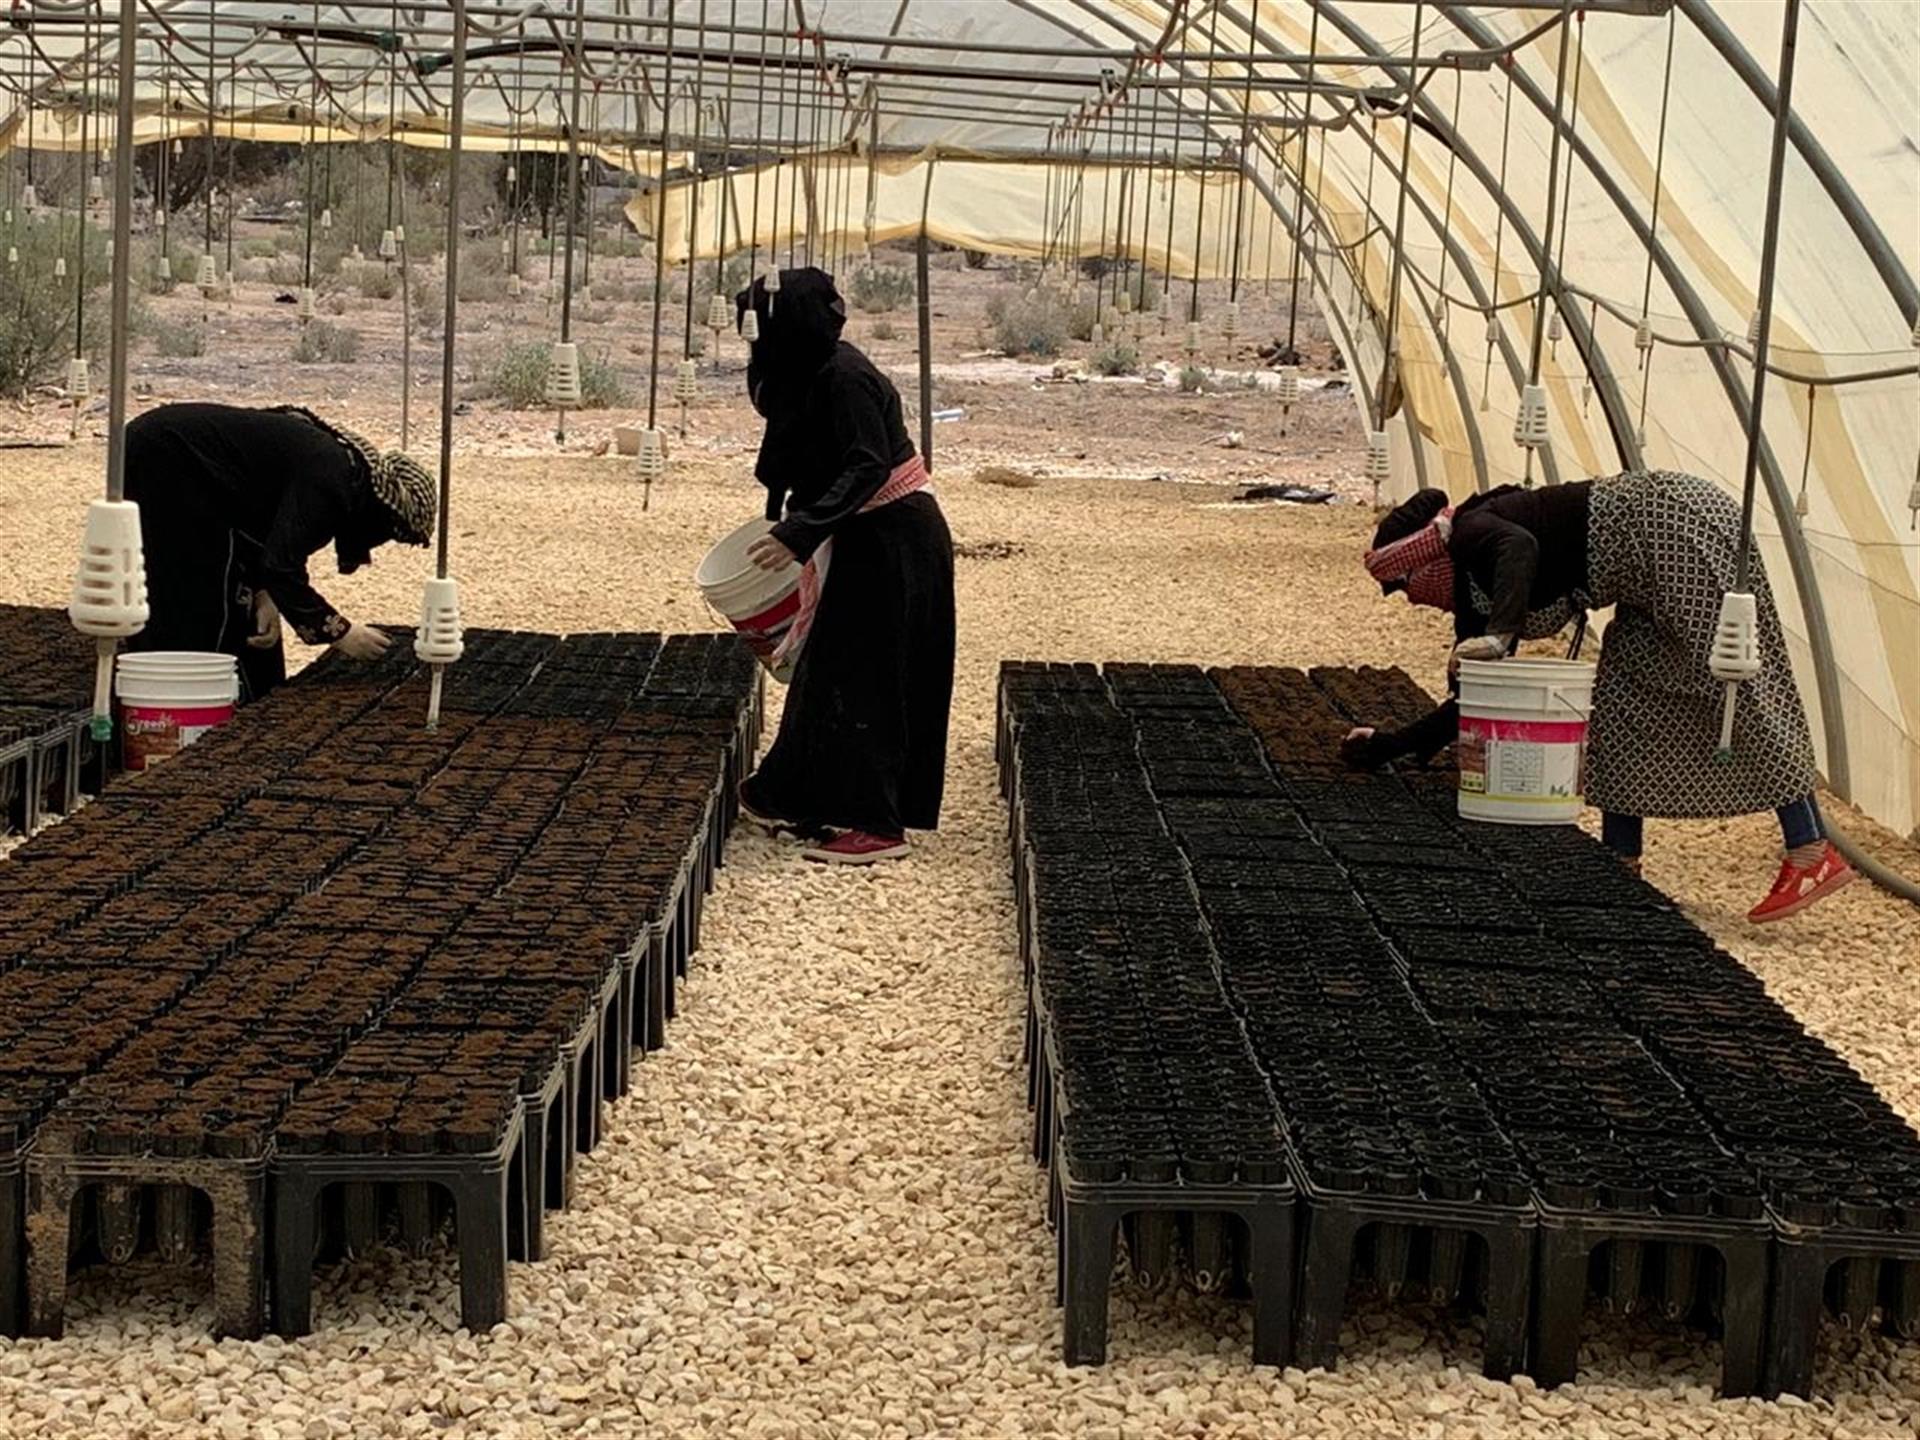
[
  {"xmin": 735, "ymin": 266, "xmax": 847, "ymax": 421},
  {"xmin": 1371, "ymin": 488, "xmax": 1451, "ymax": 550}
]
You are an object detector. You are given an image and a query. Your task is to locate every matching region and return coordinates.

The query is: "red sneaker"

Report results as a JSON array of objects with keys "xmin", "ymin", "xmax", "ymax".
[
  {"xmin": 1748, "ymin": 843, "xmax": 1856, "ymax": 924},
  {"xmin": 802, "ymin": 831, "xmax": 910, "ymax": 866}
]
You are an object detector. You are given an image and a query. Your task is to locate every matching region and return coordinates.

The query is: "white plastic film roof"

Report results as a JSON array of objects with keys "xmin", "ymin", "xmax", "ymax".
[{"xmin": 2, "ymin": 2, "xmax": 1917, "ymax": 834}]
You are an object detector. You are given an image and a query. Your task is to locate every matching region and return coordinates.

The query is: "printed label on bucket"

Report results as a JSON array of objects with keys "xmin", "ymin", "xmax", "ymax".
[
  {"xmin": 121, "ymin": 704, "xmax": 232, "ymax": 773},
  {"xmin": 1458, "ymin": 715, "xmax": 1585, "ymax": 802}
]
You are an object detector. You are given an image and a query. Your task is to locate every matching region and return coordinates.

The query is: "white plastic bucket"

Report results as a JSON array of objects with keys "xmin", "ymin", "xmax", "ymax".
[
  {"xmin": 1456, "ymin": 657, "xmax": 1596, "ymax": 825},
  {"xmin": 116, "ymin": 651, "xmax": 239, "ymax": 772},
  {"xmin": 694, "ymin": 517, "xmax": 803, "ymax": 683}
]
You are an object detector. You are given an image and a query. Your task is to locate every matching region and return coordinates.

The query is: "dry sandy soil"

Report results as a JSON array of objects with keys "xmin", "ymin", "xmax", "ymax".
[{"xmin": 0, "ymin": 251, "xmax": 1917, "ymax": 1439}]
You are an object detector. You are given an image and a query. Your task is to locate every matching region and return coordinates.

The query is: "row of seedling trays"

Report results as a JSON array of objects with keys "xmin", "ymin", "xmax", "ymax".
[
  {"xmin": 997, "ymin": 658, "xmax": 1920, "ymax": 1398},
  {"xmin": 0, "ymin": 628, "xmax": 761, "ymax": 1340}
]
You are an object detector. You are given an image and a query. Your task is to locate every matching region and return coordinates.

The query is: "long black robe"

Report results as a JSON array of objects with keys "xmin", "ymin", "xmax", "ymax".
[
  {"xmin": 123, "ymin": 403, "xmax": 390, "ymax": 700},
  {"xmin": 735, "ymin": 268, "xmax": 956, "ymax": 836}
]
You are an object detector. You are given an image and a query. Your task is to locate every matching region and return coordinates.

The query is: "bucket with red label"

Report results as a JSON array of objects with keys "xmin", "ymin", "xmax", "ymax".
[{"xmin": 115, "ymin": 651, "xmax": 239, "ymax": 772}]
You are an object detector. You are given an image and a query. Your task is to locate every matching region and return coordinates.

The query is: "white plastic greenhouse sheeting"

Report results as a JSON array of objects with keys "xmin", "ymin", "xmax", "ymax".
[{"xmin": 0, "ymin": 2, "xmax": 1913, "ymax": 834}]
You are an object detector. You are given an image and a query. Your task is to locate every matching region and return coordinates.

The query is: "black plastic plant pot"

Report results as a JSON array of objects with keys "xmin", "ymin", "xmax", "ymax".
[
  {"xmin": 1712, "ymin": 1185, "xmax": 1766, "ymax": 1221},
  {"xmin": 1129, "ymin": 1152, "xmax": 1177, "ymax": 1185},
  {"xmin": 1063, "ymin": 1143, "xmax": 1125, "ymax": 1185},
  {"xmin": 1423, "ymin": 1169, "xmax": 1480, "ymax": 1203},
  {"xmin": 1835, "ymin": 1196, "xmax": 1889, "ymax": 1231},
  {"xmin": 1482, "ymin": 1173, "xmax": 1532, "ymax": 1208},
  {"xmin": 1600, "ymin": 1182, "xmax": 1657, "ymax": 1213},
  {"xmin": 1771, "ymin": 1188, "xmax": 1836, "ymax": 1227},
  {"xmin": 1543, "ymin": 1178, "xmax": 1598, "ymax": 1210},
  {"xmin": 1238, "ymin": 1147, "xmax": 1289, "ymax": 1185}
]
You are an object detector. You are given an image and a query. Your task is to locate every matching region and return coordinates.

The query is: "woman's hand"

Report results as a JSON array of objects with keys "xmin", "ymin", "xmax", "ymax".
[
  {"xmin": 1340, "ymin": 726, "xmax": 1390, "ymax": 770},
  {"xmin": 247, "ymin": 591, "xmax": 282, "ymax": 650},
  {"xmin": 332, "ymin": 622, "xmax": 392, "ymax": 662},
  {"xmin": 747, "ymin": 534, "xmax": 798, "ymax": 571}
]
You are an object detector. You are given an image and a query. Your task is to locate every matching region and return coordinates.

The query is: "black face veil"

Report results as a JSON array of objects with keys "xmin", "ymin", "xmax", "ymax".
[{"xmin": 735, "ymin": 266, "xmax": 847, "ymax": 419}]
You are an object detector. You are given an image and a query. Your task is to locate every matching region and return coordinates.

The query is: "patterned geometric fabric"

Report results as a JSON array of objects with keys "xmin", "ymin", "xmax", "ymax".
[{"xmin": 1583, "ymin": 472, "xmax": 1817, "ymax": 819}]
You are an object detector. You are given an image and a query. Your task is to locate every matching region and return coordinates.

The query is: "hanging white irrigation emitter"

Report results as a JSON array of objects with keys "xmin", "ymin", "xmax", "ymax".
[
  {"xmin": 379, "ymin": 228, "xmax": 398, "ymax": 261},
  {"xmin": 763, "ymin": 265, "xmax": 782, "ymax": 312},
  {"xmin": 1116, "ymin": 289, "xmax": 1132, "ymax": 316},
  {"xmin": 707, "ymin": 292, "xmax": 731, "ymax": 335},
  {"xmin": 21, "ymin": 182, "xmax": 37, "ymax": 211},
  {"xmin": 87, "ymin": 174, "xmax": 104, "ymax": 204},
  {"xmin": 196, "ymin": 253, "xmax": 218, "ymax": 293},
  {"xmin": 414, "ymin": 576, "xmax": 464, "ymax": 731},
  {"xmin": 297, "ymin": 287, "xmax": 316, "ymax": 322},
  {"xmin": 153, "ymin": 208, "xmax": 164, "ymax": 230},
  {"xmin": 1184, "ymin": 321, "xmax": 1202, "ymax": 357},
  {"xmin": 54, "ymin": 255, "xmax": 66, "ymax": 280},
  {"xmin": 545, "ymin": 341, "xmax": 583, "ymax": 409},
  {"xmin": 637, "ymin": 426, "xmax": 666, "ymax": 512},
  {"xmin": 675, "ymin": 358, "xmax": 698, "ymax": 407},
  {"xmin": 506, "ymin": 272, "xmax": 522, "ymax": 300},
  {"xmin": 68, "ymin": 497, "xmax": 149, "ymax": 741},
  {"xmin": 320, "ymin": 208, "xmax": 334, "ymax": 233},
  {"xmin": 1794, "ymin": 485, "xmax": 1810, "ymax": 519},
  {"xmin": 1635, "ymin": 316, "xmax": 1654, "ymax": 352},
  {"xmin": 1908, "ymin": 471, "xmax": 1920, "ymax": 529},
  {"xmin": 1745, "ymin": 308, "xmax": 1763, "ymax": 347},
  {"xmin": 6, "ymin": 247, "xmax": 17, "ymax": 268},
  {"xmin": 1089, "ymin": 322, "xmax": 1105, "ymax": 349},
  {"xmin": 1514, "ymin": 384, "xmax": 1551, "ymax": 450},
  {"xmin": 1485, "ymin": 316, "xmax": 1500, "ymax": 347},
  {"xmin": 68, "ymin": 357, "xmax": 90, "ymax": 402},
  {"xmin": 1709, "ymin": 591, "xmax": 1761, "ymax": 759},
  {"xmin": 740, "ymin": 308, "xmax": 760, "ymax": 343},
  {"xmin": 1222, "ymin": 301, "xmax": 1240, "ymax": 341},
  {"xmin": 1580, "ymin": 377, "xmax": 1593, "ymax": 414},
  {"xmin": 1277, "ymin": 365, "xmax": 1301, "ymax": 435},
  {"xmin": 157, "ymin": 254, "xmax": 171, "ymax": 283},
  {"xmin": 1365, "ymin": 430, "xmax": 1391, "ymax": 498}
]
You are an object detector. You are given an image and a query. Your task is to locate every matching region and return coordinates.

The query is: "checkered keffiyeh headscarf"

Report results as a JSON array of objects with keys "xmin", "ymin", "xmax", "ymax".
[
  {"xmin": 1365, "ymin": 490, "xmax": 1455, "ymax": 612},
  {"xmin": 276, "ymin": 406, "xmax": 436, "ymax": 546}
]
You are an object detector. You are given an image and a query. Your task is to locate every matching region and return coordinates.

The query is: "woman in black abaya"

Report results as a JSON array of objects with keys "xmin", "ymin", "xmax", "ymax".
[{"xmin": 732, "ymin": 267, "xmax": 955, "ymax": 865}]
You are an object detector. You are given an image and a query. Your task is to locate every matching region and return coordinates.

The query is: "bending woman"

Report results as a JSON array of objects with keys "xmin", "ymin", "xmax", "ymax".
[
  {"xmin": 124, "ymin": 402, "xmax": 435, "ymax": 699},
  {"xmin": 732, "ymin": 267, "xmax": 956, "ymax": 866},
  {"xmin": 1344, "ymin": 473, "xmax": 1853, "ymax": 923}
]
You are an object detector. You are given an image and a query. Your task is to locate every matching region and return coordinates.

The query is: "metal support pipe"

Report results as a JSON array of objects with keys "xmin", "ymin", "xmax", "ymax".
[
  {"xmin": 916, "ymin": 159, "xmax": 935, "ymax": 470},
  {"xmin": 103, "ymin": 0, "xmax": 137, "ymax": 502},
  {"xmin": 1732, "ymin": 0, "xmax": 1799, "ymax": 589},
  {"xmin": 437, "ymin": 1, "xmax": 469, "ymax": 581}
]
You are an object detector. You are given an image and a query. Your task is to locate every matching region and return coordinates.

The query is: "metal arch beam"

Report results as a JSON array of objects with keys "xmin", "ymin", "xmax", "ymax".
[
  {"xmin": 1029, "ymin": 0, "xmax": 1432, "ymax": 477},
  {"xmin": 1436, "ymin": 2, "xmax": 1851, "ymax": 798},
  {"xmin": 1678, "ymin": 0, "xmax": 1916, "ymax": 328},
  {"xmin": 1064, "ymin": 0, "xmax": 1545, "ymax": 489},
  {"xmin": 1308, "ymin": 2, "xmax": 1645, "ymax": 477},
  {"xmin": 1210, "ymin": 6, "xmax": 1557, "ymax": 492}
]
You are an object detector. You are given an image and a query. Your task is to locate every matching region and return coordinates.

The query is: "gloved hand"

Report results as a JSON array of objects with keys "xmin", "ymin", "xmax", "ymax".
[
  {"xmin": 332, "ymin": 622, "xmax": 392, "ymax": 662},
  {"xmin": 1340, "ymin": 726, "xmax": 1400, "ymax": 771},
  {"xmin": 247, "ymin": 591, "xmax": 282, "ymax": 650},
  {"xmin": 1449, "ymin": 633, "xmax": 1513, "ymax": 676}
]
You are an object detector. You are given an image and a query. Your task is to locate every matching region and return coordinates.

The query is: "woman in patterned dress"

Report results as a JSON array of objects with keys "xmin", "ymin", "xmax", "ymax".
[{"xmin": 1342, "ymin": 474, "xmax": 1854, "ymax": 923}]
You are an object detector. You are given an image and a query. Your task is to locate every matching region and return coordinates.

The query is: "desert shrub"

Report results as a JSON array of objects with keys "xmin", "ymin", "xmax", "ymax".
[
  {"xmin": 481, "ymin": 340, "xmax": 626, "ymax": 409},
  {"xmin": 1068, "ymin": 297, "xmax": 1103, "ymax": 343},
  {"xmin": 1088, "ymin": 341, "xmax": 1138, "ymax": 377},
  {"xmin": 241, "ymin": 237, "xmax": 281, "ymax": 261},
  {"xmin": 292, "ymin": 321, "xmax": 361, "ymax": 364},
  {"xmin": 137, "ymin": 236, "xmax": 197, "ymax": 295},
  {"xmin": 984, "ymin": 290, "xmax": 1068, "ymax": 358},
  {"xmin": 0, "ymin": 217, "xmax": 109, "ymax": 398},
  {"xmin": 457, "ymin": 267, "xmax": 507, "ymax": 304},
  {"xmin": 849, "ymin": 264, "xmax": 914, "ymax": 313},
  {"xmin": 871, "ymin": 316, "xmax": 897, "ymax": 341},
  {"xmin": 322, "ymin": 290, "xmax": 350, "ymax": 317},
  {"xmin": 355, "ymin": 263, "xmax": 398, "ymax": 300},
  {"xmin": 962, "ymin": 248, "xmax": 990, "ymax": 270},
  {"xmin": 151, "ymin": 319, "xmax": 207, "ymax": 358},
  {"xmin": 268, "ymin": 255, "xmax": 308, "ymax": 288},
  {"xmin": 1178, "ymin": 364, "xmax": 1208, "ymax": 394}
]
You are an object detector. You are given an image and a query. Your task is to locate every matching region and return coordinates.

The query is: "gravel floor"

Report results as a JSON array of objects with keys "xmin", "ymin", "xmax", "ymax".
[{"xmin": 3, "ymin": 413, "xmax": 1919, "ymax": 1437}]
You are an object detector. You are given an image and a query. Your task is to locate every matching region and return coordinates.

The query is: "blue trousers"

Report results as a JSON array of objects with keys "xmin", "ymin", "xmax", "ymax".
[{"xmin": 1601, "ymin": 796, "xmax": 1824, "ymax": 860}]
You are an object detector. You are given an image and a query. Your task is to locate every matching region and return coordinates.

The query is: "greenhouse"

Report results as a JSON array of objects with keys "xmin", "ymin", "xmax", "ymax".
[{"xmin": 0, "ymin": 3, "xmax": 1917, "ymax": 1436}]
